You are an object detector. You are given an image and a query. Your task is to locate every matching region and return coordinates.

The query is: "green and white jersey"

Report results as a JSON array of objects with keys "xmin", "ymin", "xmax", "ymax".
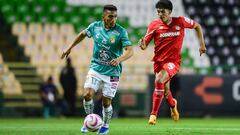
[{"xmin": 84, "ymin": 21, "xmax": 132, "ymax": 77}]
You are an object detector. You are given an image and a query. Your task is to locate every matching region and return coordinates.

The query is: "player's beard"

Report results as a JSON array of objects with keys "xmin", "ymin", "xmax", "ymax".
[{"xmin": 106, "ymin": 21, "xmax": 115, "ymax": 28}]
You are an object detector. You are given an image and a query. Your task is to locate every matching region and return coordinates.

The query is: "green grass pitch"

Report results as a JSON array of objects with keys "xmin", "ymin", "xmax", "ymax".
[{"xmin": 0, "ymin": 118, "xmax": 240, "ymax": 135}]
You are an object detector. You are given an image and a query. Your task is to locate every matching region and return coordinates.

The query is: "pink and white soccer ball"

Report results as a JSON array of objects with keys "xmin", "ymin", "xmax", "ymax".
[{"xmin": 84, "ymin": 114, "xmax": 103, "ymax": 132}]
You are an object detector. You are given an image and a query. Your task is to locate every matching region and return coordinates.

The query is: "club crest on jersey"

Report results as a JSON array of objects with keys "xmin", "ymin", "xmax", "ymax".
[
  {"xmin": 167, "ymin": 63, "xmax": 175, "ymax": 70},
  {"xmin": 110, "ymin": 37, "xmax": 115, "ymax": 44},
  {"xmin": 175, "ymin": 25, "xmax": 180, "ymax": 30}
]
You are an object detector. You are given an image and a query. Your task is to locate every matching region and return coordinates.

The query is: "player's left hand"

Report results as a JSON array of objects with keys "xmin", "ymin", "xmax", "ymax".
[
  {"xmin": 199, "ymin": 45, "xmax": 207, "ymax": 56},
  {"xmin": 110, "ymin": 58, "xmax": 121, "ymax": 67}
]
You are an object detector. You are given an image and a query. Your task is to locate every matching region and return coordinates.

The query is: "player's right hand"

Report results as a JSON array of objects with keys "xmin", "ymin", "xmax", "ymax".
[
  {"xmin": 61, "ymin": 48, "xmax": 71, "ymax": 59},
  {"xmin": 138, "ymin": 38, "xmax": 147, "ymax": 50}
]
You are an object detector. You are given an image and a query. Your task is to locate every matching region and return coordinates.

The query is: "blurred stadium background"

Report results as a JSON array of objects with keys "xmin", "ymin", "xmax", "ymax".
[{"xmin": 0, "ymin": 0, "xmax": 240, "ymax": 120}]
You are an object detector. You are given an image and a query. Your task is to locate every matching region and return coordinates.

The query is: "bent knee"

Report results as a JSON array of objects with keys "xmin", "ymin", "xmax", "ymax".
[{"xmin": 84, "ymin": 89, "xmax": 94, "ymax": 100}]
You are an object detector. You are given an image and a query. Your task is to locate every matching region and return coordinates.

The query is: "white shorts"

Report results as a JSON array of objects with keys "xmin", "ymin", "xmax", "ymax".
[{"xmin": 84, "ymin": 69, "xmax": 120, "ymax": 99}]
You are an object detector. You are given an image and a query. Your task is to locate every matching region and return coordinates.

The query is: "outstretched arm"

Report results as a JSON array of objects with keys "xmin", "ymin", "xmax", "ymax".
[
  {"xmin": 61, "ymin": 31, "xmax": 87, "ymax": 59},
  {"xmin": 110, "ymin": 46, "xmax": 134, "ymax": 66},
  {"xmin": 194, "ymin": 22, "xmax": 207, "ymax": 56},
  {"xmin": 139, "ymin": 22, "xmax": 156, "ymax": 50},
  {"xmin": 139, "ymin": 29, "xmax": 156, "ymax": 50}
]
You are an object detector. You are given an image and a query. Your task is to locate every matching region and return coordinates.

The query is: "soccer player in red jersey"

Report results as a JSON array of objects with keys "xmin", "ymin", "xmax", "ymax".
[{"xmin": 139, "ymin": 0, "xmax": 207, "ymax": 125}]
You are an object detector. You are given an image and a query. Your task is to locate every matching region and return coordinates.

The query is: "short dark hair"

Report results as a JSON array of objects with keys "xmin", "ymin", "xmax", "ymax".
[
  {"xmin": 103, "ymin": 4, "xmax": 117, "ymax": 12},
  {"xmin": 155, "ymin": 0, "xmax": 173, "ymax": 11}
]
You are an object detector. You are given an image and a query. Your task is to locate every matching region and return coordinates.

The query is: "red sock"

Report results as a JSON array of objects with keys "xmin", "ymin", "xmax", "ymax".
[
  {"xmin": 165, "ymin": 90, "xmax": 175, "ymax": 108},
  {"xmin": 150, "ymin": 82, "xmax": 164, "ymax": 116}
]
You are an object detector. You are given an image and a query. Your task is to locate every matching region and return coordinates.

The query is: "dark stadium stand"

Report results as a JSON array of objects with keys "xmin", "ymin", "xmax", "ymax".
[{"xmin": 183, "ymin": 0, "xmax": 240, "ymax": 75}]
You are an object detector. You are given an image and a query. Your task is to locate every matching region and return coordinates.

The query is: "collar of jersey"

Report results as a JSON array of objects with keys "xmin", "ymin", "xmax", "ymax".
[{"xmin": 101, "ymin": 21, "xmax": 116, "ymax": 31}]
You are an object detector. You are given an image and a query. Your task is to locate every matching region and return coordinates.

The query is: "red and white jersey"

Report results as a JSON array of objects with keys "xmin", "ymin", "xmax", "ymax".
[{"xmin": 144, "ymin": 16, "xmax": 196, "ymax": 64}]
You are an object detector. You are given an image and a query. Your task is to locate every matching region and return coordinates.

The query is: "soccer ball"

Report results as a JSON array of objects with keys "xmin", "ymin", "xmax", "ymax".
[{"xmin": 84, "ymin": 114, "xmax": 103, "ymax": 132}]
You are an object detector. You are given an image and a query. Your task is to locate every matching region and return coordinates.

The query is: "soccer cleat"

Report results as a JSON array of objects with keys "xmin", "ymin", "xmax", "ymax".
[
  {"xmin": 148, "ymin": 115, "xmax": 157, "ymax": 125},
  {"xmin": 170, "ymin": 99, "xmax": 179, "ymax": 122},
  {"xmin": 97, "ymin": 126, "xmax": 109, "ymax": 134},
  {"xmin": 81, "ymin": 126, "xmax": 88, "ymax": 133}
]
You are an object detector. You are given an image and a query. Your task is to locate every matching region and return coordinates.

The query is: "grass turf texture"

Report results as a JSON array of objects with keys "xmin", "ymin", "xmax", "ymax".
[{"xmin": 0, "ymin": 118, "xmax": 240, "ymax": 135}]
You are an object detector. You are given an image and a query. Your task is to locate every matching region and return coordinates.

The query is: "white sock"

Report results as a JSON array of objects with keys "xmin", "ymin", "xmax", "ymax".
[
  {"xmin": 102, "ymin": 105, "xmax": 113, "ymax": 127},
  {"xmin": 83, "ymin": 99, "xmax": 94, "ymax": 114}
]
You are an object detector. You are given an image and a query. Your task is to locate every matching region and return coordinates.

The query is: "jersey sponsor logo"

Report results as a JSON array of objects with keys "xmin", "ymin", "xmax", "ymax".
[
  {"xmin": 99, "ymin": 49, "xmax": 111, "ymax": 61},
  {"xmin": 160, "ymin": 31, "xmax": 180, "ymax": 37},
  {"xmin": 96, "ymin": 49, "xmax": 111, "ymax": 65},
  {"xmin": 184, "ymin": 17, "xmax": 191, "ymax": 23},
  {"xmin": 112, "ymin": 30, "xmax": 120, "ymax": 36},
  {"xmin": 95, "ymin": 59, "xmax": 110, "ymax": 65},
  {"xmin": 184, "ymin": 17, "xmax": 194, "ymax": 25},
  {"xmin": 110, "ymin": 76, "xmax": 119, "ymax": 82},
  {"xmin": 159, "ymin": 26, "xmax": 164, "ymax": 29},
  {"xmin": 175, "ymin": 25, "xmax": 180, "ymax": 30},
  {"xmin": 99, "ymin": 43, "xmax": 110, "ymax": 50},
  {"xmin": 167, "ymin": 62, "xmax": 175, "ymax": 70},
  {"xmin": 96, "ymin": 33, "xmax": 107, "ymax": 44}
]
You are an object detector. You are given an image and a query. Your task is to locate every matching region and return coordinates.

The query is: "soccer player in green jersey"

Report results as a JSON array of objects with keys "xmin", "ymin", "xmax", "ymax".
[{"xmin": 61, "ymin": 5, "xmax": 133, "ymax": 134}]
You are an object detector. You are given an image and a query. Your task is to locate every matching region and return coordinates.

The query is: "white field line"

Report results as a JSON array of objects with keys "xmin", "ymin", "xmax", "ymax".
[{"xmin": 173, "ymin": 127, "xmax": 240, "ymax": 131}]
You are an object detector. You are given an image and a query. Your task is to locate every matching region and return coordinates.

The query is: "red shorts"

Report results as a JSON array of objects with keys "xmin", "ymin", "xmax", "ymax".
[{"xmin": 154, "ymin": 61, "xmax": 180, "ymax": 78}]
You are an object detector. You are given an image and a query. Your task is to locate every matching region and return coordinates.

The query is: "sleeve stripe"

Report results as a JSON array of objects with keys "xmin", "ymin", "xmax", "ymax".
[{"xmin": 144, "ymin": 29, "xmax": 155, "ymax": 38}]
